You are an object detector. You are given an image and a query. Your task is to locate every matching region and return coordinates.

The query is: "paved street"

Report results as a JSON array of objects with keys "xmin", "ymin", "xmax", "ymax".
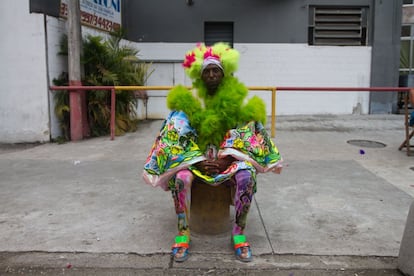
[{"xmin": 0, "ymin": 114, "xmax": 413, "ymax": 275}]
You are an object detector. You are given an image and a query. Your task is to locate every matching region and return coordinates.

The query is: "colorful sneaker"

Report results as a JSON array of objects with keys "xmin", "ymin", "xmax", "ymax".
[
  {"xmin": 171, "ymin": 235, "xmax": 190, "ymax": 262},
  {"xmin": 233, "ymin": 235, "xmax": 252, "ymax": 262}
]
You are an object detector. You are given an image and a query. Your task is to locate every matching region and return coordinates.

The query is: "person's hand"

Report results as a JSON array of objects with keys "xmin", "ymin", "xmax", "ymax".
[
  {"xmin": 196, "ymin": 160, "xmax": 219, "ymax": 175},
  {"xmin": 272, "ymin": 166, "xmax": 282, "ymax": 174},
  {"xmin": 195, "ymin": 156, "xmax": 235, "ymax": 175},
  {"xmin": 215, "ymin": 155, "xmax": 235, "ymax": 172}
]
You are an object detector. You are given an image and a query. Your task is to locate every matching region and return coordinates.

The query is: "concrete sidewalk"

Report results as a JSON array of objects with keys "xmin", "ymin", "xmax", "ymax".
[{"xmin": 0, "ymin": 114, "xmax": 413, "ymax": 275}]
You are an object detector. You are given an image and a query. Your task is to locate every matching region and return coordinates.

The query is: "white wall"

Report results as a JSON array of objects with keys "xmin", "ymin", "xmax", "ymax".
[
  {"xmin": 0, "ymin": 1, "xmax": 50, "ymax": 143},
  {"xmin": 132, "ymin": 43, "xmax": 194, "ymax": 119},
  {"xmin": 237, "ymin": 44, "xmax": 371, "ymax": 115},
  {"xmin": 0, "ymin": 0, "xmax": 113, "ymax": 142},
  {"xmin": 46, "ymin": 16, "xmax": 68, "ymax": 139},
  {"xmin": 0, "ymin": 4, "xmax": 373, "ymax": 143},
  {"xmin": 133, "ymin": 42, "xmax": 372, "ymax": 118}
]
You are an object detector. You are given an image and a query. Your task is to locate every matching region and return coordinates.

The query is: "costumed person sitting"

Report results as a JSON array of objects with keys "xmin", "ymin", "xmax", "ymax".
[{"xmin": 142, "ymin": 42, "xmax": 283, "ymax": 262}]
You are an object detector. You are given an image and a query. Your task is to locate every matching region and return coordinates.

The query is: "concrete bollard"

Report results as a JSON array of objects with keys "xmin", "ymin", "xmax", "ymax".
[
  {"xmin": 398, "ymin": 201, "xmax": 414, "ymax": 276},
  {"xmin": 191, "ymin": 180, "xmax": 232, "ymax": 235}
]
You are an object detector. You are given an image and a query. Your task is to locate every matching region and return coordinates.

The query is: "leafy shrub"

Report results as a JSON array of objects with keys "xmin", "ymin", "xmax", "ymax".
[{"xmin": 53, "ymin": 29, "xmax": 151, "ymax": 139}]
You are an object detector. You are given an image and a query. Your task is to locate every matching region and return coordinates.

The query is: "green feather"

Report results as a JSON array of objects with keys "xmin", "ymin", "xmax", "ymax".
[
  {"xmin": 240, "ymin": 96, "xmax": 267, "ymax": 125},
  {"xmin": 167, "ymin": 77, "xmax": 266, "ymax": 151},
  {"xmin": 166, "ymin": 85, "xmax": 202, "ymax": 118}
]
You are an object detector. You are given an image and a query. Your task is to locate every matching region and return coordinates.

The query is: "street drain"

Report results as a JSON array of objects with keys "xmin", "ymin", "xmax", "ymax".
[{"xmin": 347, "ymin": 139, "xmax": 386, "ymax": 148}]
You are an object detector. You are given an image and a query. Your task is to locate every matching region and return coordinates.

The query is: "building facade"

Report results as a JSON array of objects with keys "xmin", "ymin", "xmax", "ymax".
[{"xmin": 0, "ymin": 0, "xmax": 403, "ymax": 143}]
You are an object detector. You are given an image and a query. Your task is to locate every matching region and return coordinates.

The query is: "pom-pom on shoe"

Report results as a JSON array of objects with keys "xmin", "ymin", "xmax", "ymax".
[
  {"xmin": 233, "ymin": 235, "xmax": 252, "ymax": 262},
  {"xmin": 171, "ymin": 235, "xmax": 190, "ymax": 262}
]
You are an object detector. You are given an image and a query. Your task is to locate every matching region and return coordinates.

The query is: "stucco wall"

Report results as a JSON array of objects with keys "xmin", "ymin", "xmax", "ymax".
[
  {"xmin": 46, "ymin": 16, "xmax": 68, "ymax": 139},
  {"xmin": 135, "ymin": 43, "xmax": 371, "ymax": 119},
  {"xmin": 0, "ymin": 1, "xmax": 50, "ymax": 143},
  {"xmin": 0, "ymin": 1, "xmax": 385, "ymax": 142}
]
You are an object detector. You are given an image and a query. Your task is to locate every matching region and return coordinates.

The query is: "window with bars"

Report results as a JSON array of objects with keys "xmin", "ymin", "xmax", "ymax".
[
  {"xmin": 204, "ymin": 22, "xmax": 234, "ymax": 47},
  {"xmin": 400, "ymin": 25, "xmax": 412, "ymax": 75},
  {"xmin": 308, "ymin": 6, "xmax": 368, "ymax": 46},
  {"xmin": 401, "ymin": 4, "xmax": 414, "ymax": 75}
]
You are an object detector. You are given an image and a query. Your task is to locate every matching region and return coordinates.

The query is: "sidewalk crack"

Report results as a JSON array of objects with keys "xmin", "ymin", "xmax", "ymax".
[{"xmin": 254, "ymin": 198, "xmax": 275, "ymax": 254}]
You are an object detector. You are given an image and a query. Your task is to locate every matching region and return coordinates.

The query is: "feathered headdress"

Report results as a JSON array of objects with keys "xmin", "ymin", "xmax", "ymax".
[
  {"xmin": 168, "ymin": 42, "xmax": 266, "ymax": 151},
  {"xmin": 182, "ymin": 42, "xmax": 240, "ymax": 80}
]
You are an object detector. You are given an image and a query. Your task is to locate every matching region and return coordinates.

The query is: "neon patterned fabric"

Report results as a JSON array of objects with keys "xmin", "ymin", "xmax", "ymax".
[
  {"xmin": 143, "ymin": 111, "xmax": 205, "ymax": 191},
  {"xmin": 219, "ymin": 121, "xmax": 282, "ymax": 173},
  {"xmin": 142, "ymin": 111, "xmax": 283, "ymax": 191}
]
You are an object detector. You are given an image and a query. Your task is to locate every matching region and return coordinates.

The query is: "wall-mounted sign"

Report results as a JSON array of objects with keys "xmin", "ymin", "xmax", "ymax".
[{"xmin": 60, "ymin": 0, "xmax": 121, "ymax": 32}]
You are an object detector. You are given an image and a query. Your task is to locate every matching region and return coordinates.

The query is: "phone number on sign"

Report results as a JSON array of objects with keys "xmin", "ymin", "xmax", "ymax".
[
  {"xmin": 60, "ymin": 3, "xmax": 120, "ymax": 32},
  {"xmin": 81, "ymin": 11, "xmax": 120, "ymax": 32}
]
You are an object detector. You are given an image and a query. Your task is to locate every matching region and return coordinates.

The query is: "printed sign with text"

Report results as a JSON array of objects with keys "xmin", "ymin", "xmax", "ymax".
[{"xmin": 60, "ymin": 0, "xmax": 121, "ymax": 32}]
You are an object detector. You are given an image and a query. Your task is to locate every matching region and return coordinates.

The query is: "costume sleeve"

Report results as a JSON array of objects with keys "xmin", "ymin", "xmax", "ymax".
[
  {"xmin": 218, "ymin": 121, "xmax": 283, "ymax": 173},
  {"xmin": 142, "ymin": 111, "xmax": 205, "ymax": 191}
]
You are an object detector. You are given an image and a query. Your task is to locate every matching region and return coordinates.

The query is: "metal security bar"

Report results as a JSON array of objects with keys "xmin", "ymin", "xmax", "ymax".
[{"xmin": 50, "ymin": 86, "xmax": 413, "ymax": 155}]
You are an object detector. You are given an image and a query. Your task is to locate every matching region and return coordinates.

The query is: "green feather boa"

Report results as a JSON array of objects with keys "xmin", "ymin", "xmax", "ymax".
[{"xmin": 167, "ymin": 76, "xmax": 266, "ymax": 151}]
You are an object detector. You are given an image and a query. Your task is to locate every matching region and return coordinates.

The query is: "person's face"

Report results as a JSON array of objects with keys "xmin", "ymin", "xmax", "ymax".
[{"xmin": 201, "ymin": 64, "xmax": 224, "ymax": 94}]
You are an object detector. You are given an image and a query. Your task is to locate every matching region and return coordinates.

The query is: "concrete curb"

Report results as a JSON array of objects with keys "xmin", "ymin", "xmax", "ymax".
[{"xmin": 398, "ymin": 201, "xmax": 414, "ymax": 276}]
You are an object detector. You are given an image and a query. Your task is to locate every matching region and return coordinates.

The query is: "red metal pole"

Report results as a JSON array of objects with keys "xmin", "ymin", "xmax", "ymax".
[
  {"xmin": 49, "ymin": 85, "xmax": 414, "ymax": 141},
  {"xmin": 81, "ymin": 90, "xmax": 90, "ymax": 138},
  {"xmin": 410, "ymin": 88, "xmax": 414, "ymax": 106},
  {"xmin": 69, "ymin": 80, "xmax": 83, "ymax": 141},
  {"xmin": 110, "ymin": 88, "xmax": 116, "ymax": 140},
  {"xmin": 275, "ymin": 86, "xmax": 412, "ymax": 92}
]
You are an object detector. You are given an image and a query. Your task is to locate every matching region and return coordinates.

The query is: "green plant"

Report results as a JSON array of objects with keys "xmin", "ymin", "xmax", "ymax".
[
  {"xmin": 53, "ymin": 72, "xmax": 70, "ymax": 141},
  {"xmin": 53, "ymin": 29, "xmax": 152, "ymax": 138}
]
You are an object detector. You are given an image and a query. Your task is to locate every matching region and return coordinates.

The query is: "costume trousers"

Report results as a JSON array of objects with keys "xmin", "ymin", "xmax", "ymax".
[{"xmin": 171, "ymin": 169, "xmax": 254, "ymax": 237}]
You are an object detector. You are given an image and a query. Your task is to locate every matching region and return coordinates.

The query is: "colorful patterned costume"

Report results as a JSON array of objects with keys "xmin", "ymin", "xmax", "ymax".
[
  {"xmin": 142, "ymin": 43, "xmax": 282, "ymax": 241},
  {"xmin": 143, "ymin": 111, "xmax": 282, "ymax": 191},
  {"xmin": 143, "ymin": 110, "xmax": 282, "ymax": 237}
]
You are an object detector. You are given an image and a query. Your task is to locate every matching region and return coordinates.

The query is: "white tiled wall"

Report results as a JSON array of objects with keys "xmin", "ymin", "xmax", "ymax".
[{"xmin": 133, "ymin": 42, "xmax": 372, "ymax": 118}]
